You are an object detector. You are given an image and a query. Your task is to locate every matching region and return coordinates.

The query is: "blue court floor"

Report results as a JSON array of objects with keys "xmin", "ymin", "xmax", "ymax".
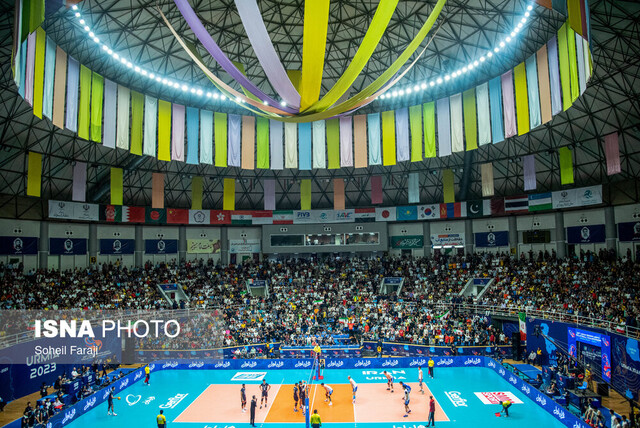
[{"xmin": 64, "ymin": 366, "xmax": 566, "ymax": 428}]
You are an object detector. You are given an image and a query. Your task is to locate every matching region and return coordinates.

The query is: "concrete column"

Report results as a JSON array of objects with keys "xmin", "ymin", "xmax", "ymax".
[
  {"xmin": 464, "ymin": 219, "xmax": 473, "ymax": 255},
  {"xmin": 178, "ymin": 226, "xmax": 187, "ymax": 262},
  {"xmin": 220, "ymin": 227, "xmax": 229, "ymax": 265},
  {"xmin": 135, "ymin": 225, "xmax": 143, "ymax": 267},
  {"xmin": 554, "ymin": 212, "xmax": 566, "ymax": 259},
  {"xmin": 604, "ymin": 206, "xmax": 617, "ymax": 253},
  {"xmin": 508, "ymin": 216, "xmax": 518, "ymax": 254},
  {"xmin": 423, "ymin": 221, "xmax": 432, "ymax": 257},
  {"xmin": 89, "ymin": 224, "xmax": 98, "ymax": 265},
  {"xmin": 38, "ymin": 221, "xmax": 49, "ymax": 269}
]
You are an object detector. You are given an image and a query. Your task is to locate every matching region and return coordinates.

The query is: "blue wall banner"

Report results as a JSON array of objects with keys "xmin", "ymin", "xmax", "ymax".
[
  {"xmin": 0, "ymin": 236, "xmax": 38, "ymax": 255},
  {"xmin": 566, "ymin": 224, "xmax": 605, "ymax": 244},
  {"xmin": 475, "ymin": 231, "xmax": 509, "ymax": 247},
  {"xmin": 144, "ymin": 239, "xmax": 178, "ymax": 254},
  {"xmin": 618, "ymin": 221, "xmax": 640, "ymax": 242},
  {"xmin": 99, "ymin": 238, "xmax": 135, "ymax": 255},
  {"xmin": 568, "ymin": 327, "xmax": 611, "ymax": 382},
  {"xmin": 49, "ymin": 238, "xmax": 87, "ymax": 255}
]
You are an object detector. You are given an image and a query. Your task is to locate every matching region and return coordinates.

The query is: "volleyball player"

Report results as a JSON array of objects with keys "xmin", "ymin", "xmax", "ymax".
[
  {"xmin": 259, "ymin": 379, "xmax": 271, "ymax": 409},
  {"xmin": 320, "ymin": 383, "xmax": 333, "ymax": 406},
  {"xmin": 241, "ymin": 384, "xmax": 247, "ymax": 412},
  {"xmin": 399, "ymin": 382, "xmax": 412, "ymax": 417},
  {"xmin": 293, "ymin": 382, "xmax": 299, "ymax": 412},
  {"xmin": 348, "ymin": 376, "xmax": 358, "ymax": 403},
  {"xmin": 383, "ymin": 370, "xmax": 394, "ymax": 392},
  {"xmin": 418, "ymin": 366, "xmax": 424, "ymax": 394},
  {"xmin": 299, "ymin": 381, "xmax": 307, "ymax": 415}
]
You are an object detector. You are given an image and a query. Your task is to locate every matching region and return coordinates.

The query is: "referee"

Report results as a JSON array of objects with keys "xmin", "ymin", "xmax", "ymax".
[
  {"xmin": 310, "ymin": 409, "xmax": 322, "ymax": 428},
  {"xmin": 156, "ymin": 410, "xmax": 167, "ymax": 428}
]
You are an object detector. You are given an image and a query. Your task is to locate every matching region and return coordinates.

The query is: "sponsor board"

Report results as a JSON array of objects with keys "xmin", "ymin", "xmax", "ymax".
[
  {"xmin": 230, "ymin": 372, "xmax": 267, "ymax": 381},
  {"xmin": 474, "ymin": 391, "xmax": 523, "ymax": 405}
]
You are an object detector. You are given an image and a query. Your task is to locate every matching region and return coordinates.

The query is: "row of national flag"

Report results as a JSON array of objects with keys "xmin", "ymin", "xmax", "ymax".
[{"xmin": 47, "ymin": 185, "xmax": 601, "ymax": 224}]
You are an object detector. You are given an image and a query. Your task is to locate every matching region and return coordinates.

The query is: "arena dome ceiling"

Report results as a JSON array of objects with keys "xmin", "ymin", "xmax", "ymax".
[{"xmin": 0, "ymin": 0, "xmax": 638, "ymax": 217}]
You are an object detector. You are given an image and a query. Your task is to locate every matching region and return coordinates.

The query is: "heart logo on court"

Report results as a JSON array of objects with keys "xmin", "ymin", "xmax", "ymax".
[{"xmin": 126, "ymin": 394, "xmax": 141, "ymax": 406}]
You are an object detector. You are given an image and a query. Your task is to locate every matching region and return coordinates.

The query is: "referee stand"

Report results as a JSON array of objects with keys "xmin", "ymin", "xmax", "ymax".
[{"xmin": 312, "ymin": 345, "xmax": 323, "ymax": 380}]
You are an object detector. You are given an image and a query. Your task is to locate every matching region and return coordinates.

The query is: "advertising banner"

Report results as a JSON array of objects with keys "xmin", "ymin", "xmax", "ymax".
[
  {"xmin": 566, "ymin": 225, "xmax": 605, "ymax": 244},
  {"xmin": 390, "ymin": 235, "xmax": 424, "ymax": 249},
  {"xmin": 99, "ymin": 239, "xmax": 135, "ymax": 255},
  {"xmin": 229, "ymin": 239, "xmax": 261, "ymax": 254},
  {"xmin": 145, "ymin": 239, "xmax": 178, "ymax": 254},
  {"xmin": 0, "ymin": 236, "xmax": 38, "ymax": 255},
  {"xmin": 187, "ymin": 239, "xmax": 221, "ymax": 254},
  {"xmin": 618, "ymin": 221, "xmax": 640, "ymax": 242},
  {"xmin": 49, "ymin": 238, "xmax": 87, "ymax": 255},
  {"xmin": 48, "ymin": 200, "xmax": 99, "ymax": 221},
  {"xmin": 430, "ymin": 233, "xmax": 465, "ymax": 248},
  {"xmin": 552, "ymin": 185, "xmax": 603, "ymax": 209},
  {"xmin": 475, "ymin": 231, "xmax": 509, "ymax": 247}
]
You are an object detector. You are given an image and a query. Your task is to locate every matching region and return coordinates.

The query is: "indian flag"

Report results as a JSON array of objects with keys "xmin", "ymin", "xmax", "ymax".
[
  {"xmin": 518, "ymin": 312, "xmax": 527, "ymax": 340},
  {"xmin": 231, "ymin": 211, "xmax": 253, "ymax": 225},
  {"xmin": 528, "ymin": 192, "xmax": 552, "ymax": 212}
]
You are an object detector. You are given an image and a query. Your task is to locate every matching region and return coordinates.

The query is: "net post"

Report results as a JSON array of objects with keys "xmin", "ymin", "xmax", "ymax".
[{"xmin": 305, "ymin": 396, "xmax": 310, "ymax": 428}]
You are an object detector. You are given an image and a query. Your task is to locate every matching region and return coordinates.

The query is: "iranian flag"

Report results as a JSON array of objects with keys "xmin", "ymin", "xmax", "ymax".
[{"xmin": 518, "ymin": 312, "xmax": 527, "ymax": 340}]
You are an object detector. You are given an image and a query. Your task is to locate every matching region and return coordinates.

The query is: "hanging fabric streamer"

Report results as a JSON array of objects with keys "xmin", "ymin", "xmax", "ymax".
[
  {"xmin": 395, "ymin": 107, "xmax": 410, "ymax": 162},
  {"xmin": 334, "ymin": 179, "xmax": 346, "ymax": 210},
  {"xmin": 436, "ymin": 98, "xmax": 451, "ymax": 157},
  {"xmin": 604, "ymin": 132, "xmax": 621, "ymax": 176},
  {"xmin": 284, "ymin": 121, "xmax": 298, "ymax": 169},
  {"xmin": 312, "ymin": 120, "xmax": 326, "ymax": 169},
  {"xmin": 200, "ymin": 110, "xmax": 213, "ymax": 164},
  {"xmin": 525, "ymin": 54, "xmax": 542, "ymax": 130},
  {"xmin": 52, "ymin": 46, "xmax": 66, "ymax": 129},
  {"xmin": 450, "ymin": 94, "xmax": 463, "ymax": 152},
  {"xmin": 567, "ymin": 27, "xmax": 579, "ymax": 102},
  {"xmin": 463, "ymin": 88, "xmax": 478, "ymax": 150},
  {"xmin": 354, "ymin": 115, "xmax": 368, "ymax": 168},
  {"xmin": 130, "ymin": 91, "xmax": 144, "ymax": 155},
  {"xmin": 256, "ymin": 117, "xmax": 270, "ymax": 169},
  {"xmin": 442, "ymin": 169, "xmax": 455, "ymax": 203},
  {"xmin": 32, "ymin": 27, "xmax": 45, "ymax": 119},
  {"xmin": 300, "ymin": 179, "xmax": 312, "ymax": 210},
  {"xmin": 90, "ymin": 72, "xmax": 104, "ymax": 143},
  {"xmin": 102, "ymin": 79, "xmax": 117, "ymax": 149},
  {"xmin": 299, "ymin": 0, "xmax": 330, "ymax": 111},
  {"xmin": 514, "ymin": 63, "xmax": 530, "ymax": 136},
  {"xmin": 27, "ymin": 151, "xmax": 42, "ymax": 197},
  {"xmin": 228, "ymin": 114, "xmax": 241, "ymax": 167},
  {"xmin": 547, "ymin": 36, "xmax": 562, "ymax": 115},
  {"xmin": 65, "ymin": 56, "xmax": 79, "ymax": 132},
  {"xmin": 557, "ymin": 23, "xmax": 572, "ymax": 111},
  {"xmin": 171, "ymin": 104, "xmax": 185, "ymax": 161},
  {"xmin": 214, "ymin": 112, "xmax": 228, "ymax": 167},
  {"xmin": 408, "ymin": 172, "xmax": 420, "ymax": 204},
  {"xmin": 558, "ymin": 146, "xmax": 574, "ymax": 185},
  {"xmin": 24, "ymin": 32, "xmax": 35, "ymax": 106},
  {"xmin": 488, "ymin": 77, "xmax": 504, "ymax": 144},
  {"xmin": 72, "ymin": 161, "xmax": 87, "ymax": 202},
  {"xmin": 241, "ymin": 115, "xmax": 255, "ymax": 170},
  {"xmin": 152, "ymin": 173, "xmax": 165, "ymax": 209},
  {"xmin": 263, "ymin": 179, "xmax": 276, "ymax": 211},
  {"xmin": 116, "ymin": 85, "xmax": 131, "ymax": 150},
  {"xmin": 143, "ymin": 96, "xmax": 158, "ymax": 157},
  {"xmin": 270, "ymin": 119, "xmax": 284, "ymax": 170},
  {"xmin": 110, "ymin": 167, "xmax": 123, "ymax": 205},
  {"xmin": 223, "ymin": 178, "xmax": 235, "ymax": 210},
  {"xmin": 371, "ymin": 175, "xmax": 383, "ymax": 204},
  {"xmin": 501, "ymin": 70, "xmax": 517, "ymax": 138},
  {"xmin": 340, "ymin": 117, "xmax": 354, "ymax": 167},
  {"xmin": 367, "ymin": 113, "xmax": 382, "ymax": 165},
  {"xmin": 523, "ymin": 154, "xmax": 537, "ymax": 191},
  {"xmin": 381, "ymin": 111, "xmax": 396, "ymax": 166},
  {"xmin": 191, "ymin": 176, "xmax": 203, "ymax": 210},
  {"xmin": 480, "ymin": 163, "xmax": 494, "ymax": 197},
  {"xmin": 327, "ymin": 119, "xmax": 340, "ymax": 169},
  {"xmin": 298, "ymin": 122, "xmax": 312, "ymax": 170},
  {"xmin": 476, "ymin": 83, "xmax": 491, "ymax": 146},
  {"xmin": 536, "ymin": 44, "xmax": 553, "ymax": 124},
  {"xmin": 423, "ymin": 102, "xmax": 436, "ymax": 158},
  {"xmin": 77, "ymin": 65, "xmax": 91, "ymax": 140},
  {"xmin": 186, "ymin": 107, "xmax": 200, "ymax": 164},
  {"xmin": 409, "ymin": 105, "xmax": 422, "ymax": 162},
  {"xmin": 158, "ymin": 100, "xmax": 172, "ymax": 161}
]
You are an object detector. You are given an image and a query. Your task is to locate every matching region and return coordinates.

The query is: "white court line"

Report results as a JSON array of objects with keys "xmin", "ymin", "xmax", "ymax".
[
  {"xmin": 259, "ymin": 377, "xmax": 284, "ymax": 426},
  {"xmin": 171, "ymin": 384, "xmax": 211, "ymax": 423}
]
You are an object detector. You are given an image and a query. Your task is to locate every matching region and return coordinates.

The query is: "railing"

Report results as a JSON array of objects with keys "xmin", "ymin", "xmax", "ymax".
[{"xmin": 434, "ymin": 302, "xmax": 640, "ymax": 339}]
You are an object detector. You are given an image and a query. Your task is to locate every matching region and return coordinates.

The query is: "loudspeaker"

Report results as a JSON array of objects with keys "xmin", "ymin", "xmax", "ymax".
[{"xmin": 596, "ymin": 382, "xmax": 609, "ymax": 397}]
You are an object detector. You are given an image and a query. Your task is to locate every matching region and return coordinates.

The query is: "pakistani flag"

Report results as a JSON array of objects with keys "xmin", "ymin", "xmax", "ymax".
[
  {"xmin": 518, "ymin": 312, "xmax": 527, "ymax": 340},
  {"xmin": 467, "ymin": 200, "xmax": 484, "ymax": 218}
]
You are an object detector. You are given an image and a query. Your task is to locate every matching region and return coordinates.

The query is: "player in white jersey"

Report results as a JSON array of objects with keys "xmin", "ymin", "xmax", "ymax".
[
  {"xmin": 320, "ymin": 383, "xmax": 333, "ymax": 405},
  {"xmin": 418, "ymin": 366, "xmax": 424, "ymax": 394},
  {"xmin": 348, "ymin": 376, "xmax": 358, "ymax": 403}
]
